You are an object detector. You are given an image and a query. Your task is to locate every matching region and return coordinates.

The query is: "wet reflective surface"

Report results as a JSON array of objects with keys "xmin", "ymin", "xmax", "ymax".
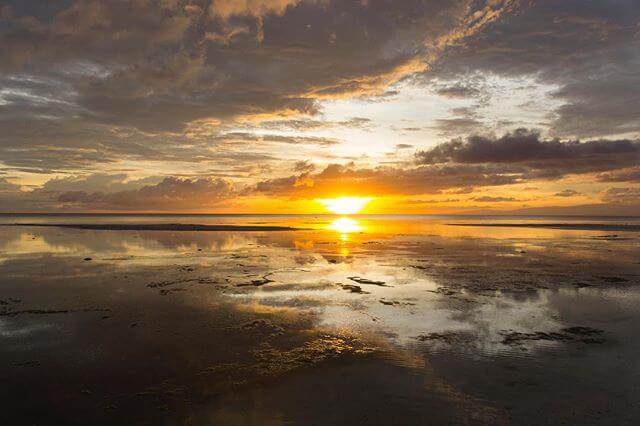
[{"xmin": 1, "ymin": 215, "xmax": 640, "ymax": 425}]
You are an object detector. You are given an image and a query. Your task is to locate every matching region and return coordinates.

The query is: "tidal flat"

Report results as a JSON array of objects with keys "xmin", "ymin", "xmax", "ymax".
[{"xmin": 1, "ymin": 215, "xmax": 639, "ymax": 425}]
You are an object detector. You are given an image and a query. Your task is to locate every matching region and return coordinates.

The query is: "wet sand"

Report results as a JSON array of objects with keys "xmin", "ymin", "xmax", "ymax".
[{"xmin": 1, "ymin": 216, "xmax": 639, "ymax": 424}]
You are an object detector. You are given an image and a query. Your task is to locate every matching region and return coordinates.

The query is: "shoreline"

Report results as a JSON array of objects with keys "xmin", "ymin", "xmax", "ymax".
[
  {"xmin": 449, "ymin": 223, "xmax": 640, "ymax": 232},
  {"xmin": 0, "ymin": 223, "xmax": 304, "ymax": 232}
]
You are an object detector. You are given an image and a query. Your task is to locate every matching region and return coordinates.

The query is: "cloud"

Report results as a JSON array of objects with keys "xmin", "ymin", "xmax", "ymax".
[
  {"xmin": 292, "ymin": 160, "xmax": 315, "ymax": 174},
  {"xmin": 427, "ymin": 0, "xmax": 640, "ymax": 138},
  {"xmin": 435, "ymin": 84, "xmax": 480, "ymax": 99},
  {"xmin": 395, "ymin": 143, "xmax": 414, "ymax": 149},
  {"xmin": 446, "ymin": 186, "xmax": 474, "ymax": 195},
  {"xmin": 0, "ymin": 0, "xmax": 522, "ymax": 182},
  {"xmin": 256, "ymin": 117, "xmax": 372, "ymax": 132},
  {"xmin": 56, "ymin": 176, "xmax": 236, "ymax": 211},
  {"xmin": 0, "ymin": 0, "xmax": 507, "ymax": 132},
  {"xmin": 0, "ymin": 172, "xmax": 241, "ymax": 212},
  {"xmin": 209, "ymin": 0, "xmax": 301, "ymax": 19},
  {"xmin": 596, "ymin": 167, "xmax": 640, "ymax": 183},
  {"xmin": 1, "ymin": 1, "xmax": 638, "ymax": 214},
  {"xmin": 401, "ymin": 198, "xmax": 460, "ymax": 204},
  {"xmin": 249, "ymin": 128, "xmax": 640, "ymax": 200},
  {"xmin": 433, "ymin": 117, "xmax": 484, "ymax": 136},
  {"xmin": 602, "ymin": 187, "xmax": 640, "ymax": 204},
  {"xmin": 471, "ymin": 196, "xmax": 517, "ymax": 202},
  {"xmin": 554, "ymin": 189, "xmax": 581, "ymax": 198},
  {"xmin": 41, "ymin": 173, "xmax": 160, "ymax": 193},
  {"xmin": 0, "ymin": 177, "xmax": 20, "ymax": 192},
  {"xmin": 211, "ymin": 132, "xmax": 340, "ymax": 146},
  {"xmin": 416, "ymin": 128, "xmax": 640, "ymax": 178},
  {"xmin": 254, "ymin": 161, "xmax": 519, "ymax": 198}
]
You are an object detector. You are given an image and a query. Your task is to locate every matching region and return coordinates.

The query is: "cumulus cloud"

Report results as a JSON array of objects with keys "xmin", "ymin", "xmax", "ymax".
[
  {"xmin": 416, "ymin": 128, "xmax": 640, "ymax": 178},
  {"xmin": 249, "ymin": 129, "xmax": 640, "ymax": 202},
  {"xmin": 254, "ymin": 161, "xmax": 519, "ymax": 197},
  {"xmin": 41, "ymin": 174, "xmax": 160, "ymax": 194},
  {"xmin": 56, "ymin": 176, "xmax": 236, "ymax": 211},
  {"xmin": 554, "ymin": 189, "xmax": 581, "ymax": 198},
  {"xmin": 292, "ymin": 160, "xmax": 315, "ymax": 174}
]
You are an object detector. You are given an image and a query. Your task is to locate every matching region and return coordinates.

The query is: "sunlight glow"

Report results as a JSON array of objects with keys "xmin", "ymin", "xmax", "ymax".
[
  {"xmin": 319, "ymin": 197, "xmax": 372, "ymax": 214},
  {"xmin": 329, "ymin": 217, "xmax": 362, "ymax": 234}
]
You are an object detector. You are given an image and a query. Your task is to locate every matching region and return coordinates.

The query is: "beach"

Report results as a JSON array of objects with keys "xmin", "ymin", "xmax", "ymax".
[{"xmin": 1, "ymin": 215, "xmax": 639, "ymax": 424}]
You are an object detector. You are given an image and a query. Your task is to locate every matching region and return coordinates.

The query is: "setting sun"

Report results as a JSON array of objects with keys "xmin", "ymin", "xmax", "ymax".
[{"xmin": 318, "ymin": 197, "xmax": 372, "ymax": 214}]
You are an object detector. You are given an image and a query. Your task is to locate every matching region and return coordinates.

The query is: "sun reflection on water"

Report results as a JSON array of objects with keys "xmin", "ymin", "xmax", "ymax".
[{"xmin": 329, "ymin": 217, "xmax": 363, "ymax": 241}]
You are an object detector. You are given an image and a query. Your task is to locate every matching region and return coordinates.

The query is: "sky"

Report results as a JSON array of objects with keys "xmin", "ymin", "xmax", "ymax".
[{"xmin": 0, "ymin": 0, "xmax": 639, "ymax": 214}]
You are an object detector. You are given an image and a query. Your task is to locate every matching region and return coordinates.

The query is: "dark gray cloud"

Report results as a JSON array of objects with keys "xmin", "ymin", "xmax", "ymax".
[
  {"xmin": 602, "ymin": 187, "xmax": 640, "ymax": 204},
  {"xmin": 0, "ymin": 116, "xmax": 332, "ymax": 173},
  {"xmin": 0, "ymin": 0, "xmax": 501, "ymax": 132},
  {"xmin": 41, "ymin": 173, "xmax": 160, "ymax": 193},
  {"xmin": 250, "ymin": 127, "xmax": 640, "ymax": 200},
  {"xmin": 416, "ymin": 128, "xmax": 640, "ymax": 178},
  {"xmin": 554, "ymin": 189, "xmax": 581, "ymax": 198},
  {"xmin": 0, "ymin": 0, "xmax": 517, "ymax": 176},
  {"xmin": 292, "ymin": 160, "xmax": 315, "ymax": 173},
  {"xmin": 256, "ymin": 117, "xmax": 372, "ymax": 131},
  {"xmin": 0, "ymin": 172, "xmax": 240, "ymax": 211},
  {"xmin": 211, "ymin": 132, "xmax": 340, "ymax": 146},
  {"xmin": 254, "ymin": 161, "xmax": 519, "ymax": 197},
  {"xmin": 0, "ymin": 177, "xmax": 20, "ymax": 192},
  {"xmin": 434, "ymin": 84, "xmax": 480, "ymax": 99},
  {"xmin": 55, "ymin": 176, "xmax": 235, "ymax": 210},
  {"xmin": 428, "ymin": 0, "xmax": 640, "ymax": 137},
  {"xmin": 596, "ymin": 167, "xmax": 640, "ymax": 183}
]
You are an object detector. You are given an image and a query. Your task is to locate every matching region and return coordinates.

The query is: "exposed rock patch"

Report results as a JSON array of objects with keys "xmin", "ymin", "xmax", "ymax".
[
  {"xmin": 415, "ymin": 331, "xmax": 472, "ymax": 345},
  {"xmin": 347, "ymin": 276, "xmax": 388, "ymax": 287},
  {"xmin": 500, "ymin": 327, "xmax": 605, "ymax": 346},
  {"xmin": 337, "ymin": 284, "xmax": 370, "ymax": 294}
]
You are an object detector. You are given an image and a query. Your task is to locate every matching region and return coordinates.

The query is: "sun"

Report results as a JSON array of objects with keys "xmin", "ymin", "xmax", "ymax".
[{"xmin": 318, "ymin": 196, "xmax": 372, "ymax": 214}]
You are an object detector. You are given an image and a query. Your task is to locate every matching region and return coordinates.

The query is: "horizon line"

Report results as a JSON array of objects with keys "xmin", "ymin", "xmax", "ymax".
[{"xmin": 1, "ymin": 212, "xmax": 639, "ymax": 218}]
